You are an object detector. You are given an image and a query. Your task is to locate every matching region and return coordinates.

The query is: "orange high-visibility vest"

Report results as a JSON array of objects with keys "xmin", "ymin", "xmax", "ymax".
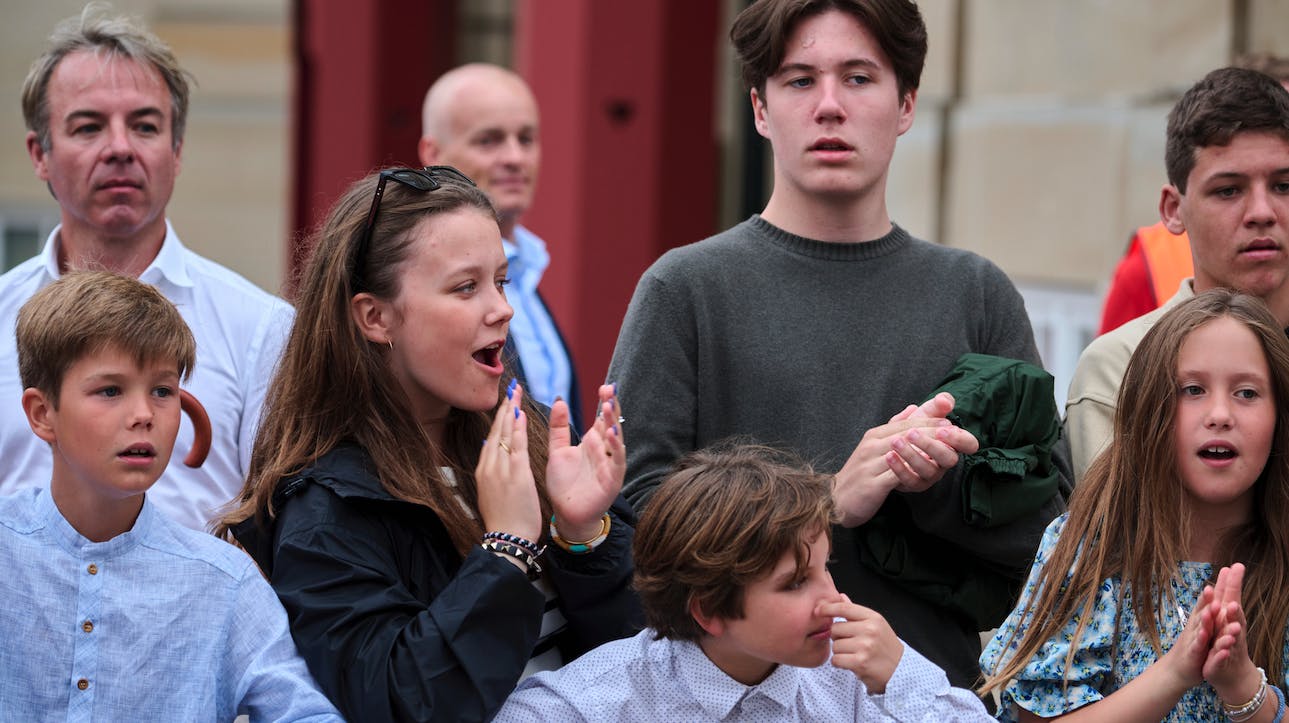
[{"xmin": 1137, "ymin": 222, "xmax": 1193, "ymax": 303}]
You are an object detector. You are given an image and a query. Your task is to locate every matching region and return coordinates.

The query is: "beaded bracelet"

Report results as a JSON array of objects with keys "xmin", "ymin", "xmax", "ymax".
[
  {"xmin": 483, "ymin": 531, "xmax": 546, "ymax": 559},
  {"xmin": 1270, "ymin": 684, "xmax": 1286, "ymax": 723},
  {"xmin": 549, "ymin": 513, "xmax": 611, "ymax": 554},
  {"xmin": 1223, "ymin": 666, "xmax": 1268, "ymax": 722},
  {"xmin": 482, "ymin": 540, "xmax": 542, "ymax": 581}
]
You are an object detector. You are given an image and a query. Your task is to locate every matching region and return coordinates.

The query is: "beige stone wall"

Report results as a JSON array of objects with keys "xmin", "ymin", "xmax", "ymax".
[
  {"xmin": 0, "ymin": 1, "xmax": 290, "ymax": 296},
  {"xmin": 882, "ymin": 0, "xmax": 1289, "ymax": 290},
  {"xmin": 1250, "ymin": 0, "xmax": 1289, "ymax": 55}
]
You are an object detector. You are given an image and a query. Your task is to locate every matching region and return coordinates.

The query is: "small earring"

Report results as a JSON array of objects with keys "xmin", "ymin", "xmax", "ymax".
[{"xmin": 386, "ymin": 339, "xmax": 394, "ymax": 351}]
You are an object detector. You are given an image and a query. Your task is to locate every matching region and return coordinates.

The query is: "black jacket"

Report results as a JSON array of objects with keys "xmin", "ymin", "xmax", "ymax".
[{"xmin": 234, "ymin": 444, "xmax": 642, "ymax": 723}]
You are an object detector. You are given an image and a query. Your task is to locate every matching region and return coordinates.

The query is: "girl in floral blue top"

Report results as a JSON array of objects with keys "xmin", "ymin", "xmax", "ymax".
[{"xmin": 981, "ymin": 290, "xmax": 1289, "ymax": 722}]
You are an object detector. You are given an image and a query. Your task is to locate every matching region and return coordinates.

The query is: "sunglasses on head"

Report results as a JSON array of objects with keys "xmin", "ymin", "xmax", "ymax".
[{"xmin": 350, "ymin": 165, "xmax": 477, "ymax": 293}]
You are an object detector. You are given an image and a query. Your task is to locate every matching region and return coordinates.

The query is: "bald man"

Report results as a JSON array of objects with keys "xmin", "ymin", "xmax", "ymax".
[{"xmin": 419, "ymin": 63, "xmax": 580, "ymax": 428}]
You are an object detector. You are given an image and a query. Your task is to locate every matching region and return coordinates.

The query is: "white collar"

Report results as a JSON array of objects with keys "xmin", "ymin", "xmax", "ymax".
[{"xmin": 39, "ymin": 219, "xmax": 193, "ymax": 290}]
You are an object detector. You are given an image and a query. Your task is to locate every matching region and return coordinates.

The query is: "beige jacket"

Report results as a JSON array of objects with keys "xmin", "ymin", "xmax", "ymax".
[{"xmin": 1064, "ymin": 281, "xmax": 1194, "ymax": 480}]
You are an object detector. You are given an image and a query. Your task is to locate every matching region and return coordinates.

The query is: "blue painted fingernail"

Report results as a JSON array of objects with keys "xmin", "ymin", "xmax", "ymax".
[
  {"xmin": 611, "ymin": 425, "xmax": 619, "ymax": 436},
  {"xmin": 507, "ymin": 378, "xmax": 517, "ymax": 399},
  {"xmin": 613, "ymin": 382, "xmax": 618, "ymax": 396},
  {"xmin": 514, "ymin": 407, "xmax": 520, "ymax": 420}
]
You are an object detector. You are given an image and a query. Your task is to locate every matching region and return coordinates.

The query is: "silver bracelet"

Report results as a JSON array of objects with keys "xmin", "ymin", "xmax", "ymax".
[{"xmin": 1223, "ymin": 666, "xmax": 1268, "ymax": 722}]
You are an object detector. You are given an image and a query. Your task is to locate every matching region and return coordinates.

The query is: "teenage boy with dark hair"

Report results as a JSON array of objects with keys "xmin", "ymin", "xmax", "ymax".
[
  {"xmin": 0, "ymin": 271, "xmax": 339, "ymax": 721},
  {"xmin": 495, "ymin": 444, "xmax": 991, "ymax": 720},
  {"xmin": 607, "ymin": 0, "xmax": 1065, "ymax": 688},
  {"xmin": 1095, "ymin": 54, "xmax": 1289, "ymax": 338},
  {"xmin": 1067, "ymin": 67, "xmax": 1289, "ymax": 478}
]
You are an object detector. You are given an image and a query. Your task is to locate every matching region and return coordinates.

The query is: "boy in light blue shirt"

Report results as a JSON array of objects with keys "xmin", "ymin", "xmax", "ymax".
[
  {"xmin": 0, "ymin": 271, "xmax": 340, "ymax": 722},
  {"xmin": 496, "ymin": 444, "xmax": 991, "ymax": 721}
]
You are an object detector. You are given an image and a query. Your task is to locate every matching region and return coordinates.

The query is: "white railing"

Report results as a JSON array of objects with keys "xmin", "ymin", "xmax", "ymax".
[{"xmin": 1015, "ymin": 282, "xmax": 1102, "ymax": 411}]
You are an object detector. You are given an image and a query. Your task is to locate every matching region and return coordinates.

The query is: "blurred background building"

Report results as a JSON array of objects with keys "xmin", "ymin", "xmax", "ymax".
[{"xmin": 2, "ymin": 0, "xmax": 1287, "ymax": 417}]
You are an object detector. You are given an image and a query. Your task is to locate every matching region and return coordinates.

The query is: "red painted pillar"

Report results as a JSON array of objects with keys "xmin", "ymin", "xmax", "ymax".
[
  {"xmin": 515, "ymin": 0, "xmax": 721, "ymax": 423},
  {"xmin": 291, "ymin": 0, "xmax": 456, "ymax": 283}
]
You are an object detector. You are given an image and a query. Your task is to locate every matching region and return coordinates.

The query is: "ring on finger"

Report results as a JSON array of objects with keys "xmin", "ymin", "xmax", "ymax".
[
  {"xmin": 498, "ymin": 441, "xmax": 512, "ymax": 454},
  {"xmin": 617, "ymin": 416, "xmax": 625, "ymax": 424}
]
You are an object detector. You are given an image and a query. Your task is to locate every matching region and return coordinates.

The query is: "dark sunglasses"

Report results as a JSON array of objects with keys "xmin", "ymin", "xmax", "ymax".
[{"xmin": 350, "ymin": 165, "xmax": 477, "ymax": 292}]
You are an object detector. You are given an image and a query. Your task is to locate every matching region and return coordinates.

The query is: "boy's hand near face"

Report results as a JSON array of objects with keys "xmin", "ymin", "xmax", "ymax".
[{"xmin": 816, "ymin": 594, "xmax": 904, "ymax": 694}]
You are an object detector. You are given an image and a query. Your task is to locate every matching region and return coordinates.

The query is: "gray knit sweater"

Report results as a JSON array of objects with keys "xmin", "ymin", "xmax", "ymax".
[{"xmin": 606, "ymin": 215, "xmax": 1066, "ymax": 688}]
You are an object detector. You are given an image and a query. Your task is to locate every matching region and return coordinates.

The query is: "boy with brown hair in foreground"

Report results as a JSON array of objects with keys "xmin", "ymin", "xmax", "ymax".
[
  {"xmin": 496, "ymin": 444, "xmax": 990, "ymax": 721},
  {"xmin": 0, "ymin": 271, "xmax": 339, "ymax": 721}
]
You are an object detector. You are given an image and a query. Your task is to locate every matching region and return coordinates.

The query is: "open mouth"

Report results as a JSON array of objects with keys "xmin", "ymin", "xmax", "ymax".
[
  {"xmin": 472, "ymin": 342, "xmax": 504, "ymax": 371},
  {"xmin": 1199, "ymin": 445, "xmax": 1236, "ymax": 460},
  {"xmin": 119, "ymin": 445, "xmax": 155, "ymax": 459},
  {"xmin": 810, "ymin": 140, "xmax": 853, "ymax": 152}
]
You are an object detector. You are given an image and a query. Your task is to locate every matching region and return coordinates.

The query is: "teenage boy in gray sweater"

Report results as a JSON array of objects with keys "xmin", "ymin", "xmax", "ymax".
[{"xmin": 606, "ymin": 0, "xmax": 1067, "ymax": 690}]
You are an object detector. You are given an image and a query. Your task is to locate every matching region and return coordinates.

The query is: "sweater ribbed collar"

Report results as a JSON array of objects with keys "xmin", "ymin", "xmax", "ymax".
[{"xmin": 749, "ymin": 214, "xmax": 910, "ymax": 261}]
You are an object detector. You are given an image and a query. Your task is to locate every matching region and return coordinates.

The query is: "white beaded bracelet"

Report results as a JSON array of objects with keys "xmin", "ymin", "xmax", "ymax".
[{"xmin": 1223, "ymin": 666, "xmax": 1268, "ymax": 722}]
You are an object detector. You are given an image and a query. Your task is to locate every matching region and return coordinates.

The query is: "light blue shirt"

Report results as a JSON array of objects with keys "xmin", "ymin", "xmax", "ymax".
[
  {"xmin": 504, "ymin": 225, "xmax": 572, "ymax": 408},
  {"xmin": 0, "ymin": 488, "xmax": 342, "ymax": 722},
  {"xmin": 494, "ymin": 628, "xmax": 992, "ymax": 722}
]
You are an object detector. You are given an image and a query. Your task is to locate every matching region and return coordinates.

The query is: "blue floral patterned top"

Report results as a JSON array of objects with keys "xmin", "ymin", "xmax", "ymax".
[{"xmin": 981, "ymin": 514, "xmax": 1289, "ymax": 722}]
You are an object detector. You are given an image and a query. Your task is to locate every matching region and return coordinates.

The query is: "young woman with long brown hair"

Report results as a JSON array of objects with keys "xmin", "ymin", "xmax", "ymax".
[{"xmin": 218, "ymin": 167, "xmax": 640, "ymax": 722}]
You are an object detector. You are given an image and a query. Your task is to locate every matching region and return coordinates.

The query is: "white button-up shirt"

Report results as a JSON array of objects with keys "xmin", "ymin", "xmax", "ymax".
[
  {"xmin": 495, "ymin": 628, "xmax": 993, "ymax": 721},
  {"xmin": 0, "ymin": 222, "xmax": 292, "ymax": 531}
]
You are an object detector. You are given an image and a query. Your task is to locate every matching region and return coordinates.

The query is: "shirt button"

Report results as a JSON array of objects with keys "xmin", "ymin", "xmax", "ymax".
[
  {"xmin": 77, "ymin": 679, "xmax": 89, "ymax": 691},
  {"xmin": 82, "ymin": 621, "xmax": 93, "ymax": 633},
  {"xmin": 87, "ymin": 564, "xmax": 98, "ymax": 575}
]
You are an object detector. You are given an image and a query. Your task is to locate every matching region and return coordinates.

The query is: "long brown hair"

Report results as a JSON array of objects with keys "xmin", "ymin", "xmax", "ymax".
[
  {"xmin": 982, "ymin": 289, "xmax": 1289, "ymax": 693},
  {"xmin": 217, "ymin": 168, "xmax": 550, "ymax": 555}
]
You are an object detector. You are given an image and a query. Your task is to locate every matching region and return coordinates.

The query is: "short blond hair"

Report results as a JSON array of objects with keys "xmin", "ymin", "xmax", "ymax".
[{"xmin": 17, "ymin": 271, "xmax": 195, "ymax": 406}]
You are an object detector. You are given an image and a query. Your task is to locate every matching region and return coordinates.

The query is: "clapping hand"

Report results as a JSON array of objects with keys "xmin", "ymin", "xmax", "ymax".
[
  {"xmin": 832, "ymin": 392, "xmax": 978, "ymax": 527},
  {"xmin": 546, "ymin": 385, "xmax": 625, "ymax": 541},
  {"xmin": 1202, "ymin": 564, "xmax": 1262, "ymax": 707},
  {"xmin": 475, "ymin": 382, "xmax": 542, "ymax": 543}
]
